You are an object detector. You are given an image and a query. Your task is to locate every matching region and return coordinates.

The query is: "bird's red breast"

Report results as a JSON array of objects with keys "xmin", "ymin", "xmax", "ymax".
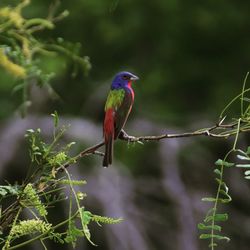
[{"xmin": 127, "ymin": 81, "xmax": 134, "ymax": 101}]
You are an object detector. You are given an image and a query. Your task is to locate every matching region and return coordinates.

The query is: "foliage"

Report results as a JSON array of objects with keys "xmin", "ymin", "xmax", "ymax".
[
  {"xmin": 0, "ymin": 113, "xmax": 122, "ymax": 249},
  {"xmin": 0, "ymin": 0, "xmax": 91, "ymax": 116},
  {"xmin": 199, "ymin": 159, "xmax": 232, "ymax": 249},
  {"xmin": 236, "ymin": 147, "xmax": 250, "ymax": 177},
  {"xmin": 1, "ymin": 1, "xmax": 250, "ymax": 250},
  {"xmin": 20, "ymin": 183, "xmax": 47, "ymax": 217},
  {"xmin": 198, "ymin": 73, "xmax": 250, "ymax": 249},
  {"xmin": 0, "ymin": 2, "xmax": 121, "ymax": 249},
  {"xmin": 0, "ymin": 185, "xmax": 20, "ymax": 199}
]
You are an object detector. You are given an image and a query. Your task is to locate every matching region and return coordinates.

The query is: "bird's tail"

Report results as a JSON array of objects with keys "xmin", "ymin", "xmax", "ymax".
[{"xmin": 103, "ymin": 135, "xmax": 114, "ymax": 167}]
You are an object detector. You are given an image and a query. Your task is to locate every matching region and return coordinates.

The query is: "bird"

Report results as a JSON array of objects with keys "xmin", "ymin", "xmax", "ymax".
[{"xmin": 103, "ymin": 71, "xmax": 139, "ymax": 167}]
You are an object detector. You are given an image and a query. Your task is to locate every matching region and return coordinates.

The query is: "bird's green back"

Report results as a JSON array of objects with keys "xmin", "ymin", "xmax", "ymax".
[{"xmin": 105, "ymin": 89, "xmax": 125, "ymax": 111}]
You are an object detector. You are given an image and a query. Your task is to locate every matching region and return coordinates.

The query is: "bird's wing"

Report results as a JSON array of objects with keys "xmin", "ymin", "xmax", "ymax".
[
  {"xmin": 114, "ymin": 89, "xmax": 134, "ymax": 138},
  {"xmin": 104, "ymin": 89, "xmax": 126, "ymax": 135},
  {"xmin": 104, "ymin": 88, "xmax": 134, "ymax": 139},
  {"xmin": 105, "ymin": 89, "xmax": 126, "ymax": 112}
]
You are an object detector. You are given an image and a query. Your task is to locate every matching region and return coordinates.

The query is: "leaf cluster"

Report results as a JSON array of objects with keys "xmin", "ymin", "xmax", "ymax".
[
  {"xmin": 0, "ymin": 113, "xmax": 122, "ymax": 249},
  {"xmin": 236, "ymin": 147, "xmax": 250, "ymax": 179},
  {"xmin": 199, "ymin": 73, "xmax": 250, "ymax": 249},
  {"xmin": 199, "ymin": 159, "xmax": 233, "ymax": 249},
  {"xmin": 0, "ymin": 0, "xmax": 91, "ymax": 116}
]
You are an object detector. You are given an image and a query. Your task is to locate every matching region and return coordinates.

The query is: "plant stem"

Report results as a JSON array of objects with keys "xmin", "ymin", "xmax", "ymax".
[{"xmin": 241, "ymin": 72, "xmax": 249, "ymax": 116}]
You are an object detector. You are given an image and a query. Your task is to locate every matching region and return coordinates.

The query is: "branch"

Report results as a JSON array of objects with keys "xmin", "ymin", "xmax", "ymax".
[{"xmin": 61, "ymin": 117, "xmax": 246, "ymax": 169}]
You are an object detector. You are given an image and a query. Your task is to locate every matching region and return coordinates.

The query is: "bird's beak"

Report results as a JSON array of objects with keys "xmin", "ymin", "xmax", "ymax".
[{"xmin": 130, "ymin": 75, "xmax": 139, "ymax": 81}]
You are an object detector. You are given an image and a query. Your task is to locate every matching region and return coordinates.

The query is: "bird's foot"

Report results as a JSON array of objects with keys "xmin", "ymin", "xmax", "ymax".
[{"xmin": 118, "ymin": 130, "xmax": 143, "ymax": 144}]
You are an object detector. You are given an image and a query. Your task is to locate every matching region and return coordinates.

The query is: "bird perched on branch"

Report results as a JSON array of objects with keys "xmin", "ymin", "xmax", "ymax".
[{"xmin": 103, "ymin": 71, "xmax": 139, "ymax": 167}]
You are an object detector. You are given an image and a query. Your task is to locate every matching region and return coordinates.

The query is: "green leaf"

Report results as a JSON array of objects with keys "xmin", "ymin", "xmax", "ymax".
[
  {"xmin": 221, "ymin": 182, "xmax": 229, "ymax": 193},
  {"xmin": 205, "ymin": 213, "xmax": 228, "ymax": 223},
  {"xmin": 201, "ymin": 197, "xmax": 216, "ymax": 202},
  {"xmin": 77, "ymin": 192, "xmax": 86, "ymax": 200},
  {"xmin": 219, "ymin": 189, "xmax": 232, "ymax": 203},
  {"xmin": 214, "ymin": 169, "xmax": 221, "ymax": 175},
  {"xmin": 26, "ymin": 129, "xmax": 35, "ymax": 133},
  {"xmin": 219, "ymin": 189, "xmax": 229, "ymax": 197},
  {"xmin": 12, "ymin": 83, "xmax": 25, "ymax": 93},
  {"xmin": 215, "ymin": 159, "xmax": 224, "ymax": 166},
  {"xmin": 213, "ymin": 235, "xmax": 230, "ymax": 242},
  {"xmin": 33, "ymin": 152, "xmax": 42, "ymax": 155},
  {"xmin": 237, "ymin": 155, "xmax": 250, "ymax": 160},
  {"xmin": 79, "ymin": 209, "xmax": 92, "ymax": 225},
  {"xmin": 198, "ymin": 223, "xmax": 221, "ymax": 231},
  {"xmin": 244, "ymin": 170, "xmax": 250, "ymax": 175},
  {"xmin": 200, "ymin": 234, "xmax": 213, "ymax": 239},
  {"xmin": 78, "ymin": 208, "xmax": 97, "ymax": 246},
  {"xmin": 215, "ymin": 178, "xmax": 222, "ymax": 185},
  {"xmin": 64, "ymin": 142, "xmax": 76, "ymax": 151},
  {"xmin": 65, "ymin": 222, "xmax": 84, "ymax": 248},
  {"xmin": 59, "ymin": 180, "xmax": 87, "ymax": 186},
  {"xmin": 214, "ymin": 213, "xmax": 228, "ymax": 222},
  {"xmin": 0, "ymin": 188, "xmax": 7, "ymax": 196},
  {"xmin": 215, "ymin": 159, "xmax": 234, "ymax": 167},
  {"xmin": 215, "ymin": 178, "xmax": 228, "ymax": 192},
  {"xmin": 218, "ymin": 198, "xmax": 231, "ymax": 204},
  {"xmin": 91, "ymin": 215, "xmax": 123, "ymax": 224},
  {"xmin": 0, "ymin": 185, "xmax": 20, "ymax": 197},
  {"xmin": 200, "ymin": 234, "xmax": 230, "ymax": 242},
  {"xmin": 236, "ymin": 164, "xmax": 250, "ymax": 168},
  {"xmin": 243, "ymin": 97, "xmax": 250, "ymax": 102},
  {"xmin": 51, "ymin": 111, "xmax": 59, "ymax": 128}
]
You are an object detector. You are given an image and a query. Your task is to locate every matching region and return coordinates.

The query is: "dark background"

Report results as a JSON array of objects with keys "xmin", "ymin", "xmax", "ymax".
[{"xmin": 1, "ymin": 1, "xmax": 250, "ymax": 249}]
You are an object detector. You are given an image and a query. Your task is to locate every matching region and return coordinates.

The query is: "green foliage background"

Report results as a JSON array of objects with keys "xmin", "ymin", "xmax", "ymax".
[
  {"xmin": 1, "ymin": 0, "xmax": 250, "ymax": 121},
  {"xmin": 1, "ymin": 0, "xmax": 250, "ymax": 250}
]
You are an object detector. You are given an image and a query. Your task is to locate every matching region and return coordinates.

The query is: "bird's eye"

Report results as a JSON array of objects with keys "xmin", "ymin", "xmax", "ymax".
[{"xmin": 122, "ymin": 75, "xmax": 130, "ymax": 80}]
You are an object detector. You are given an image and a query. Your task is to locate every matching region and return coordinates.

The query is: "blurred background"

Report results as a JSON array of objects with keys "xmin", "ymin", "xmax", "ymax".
[{"xmin": 1, "ymin": 0, "xmax": 250, "ymax": 249}]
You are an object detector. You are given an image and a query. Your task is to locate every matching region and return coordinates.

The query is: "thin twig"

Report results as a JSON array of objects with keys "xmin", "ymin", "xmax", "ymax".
[{"xmin": 60, "ymin": 119, "xmax": 246, "ymax": 170}]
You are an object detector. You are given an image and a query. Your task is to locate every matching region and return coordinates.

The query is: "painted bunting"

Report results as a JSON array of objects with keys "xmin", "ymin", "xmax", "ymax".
[{"xmin": 103, "ymin": 71, "xmax": 139, "ymax": 167}]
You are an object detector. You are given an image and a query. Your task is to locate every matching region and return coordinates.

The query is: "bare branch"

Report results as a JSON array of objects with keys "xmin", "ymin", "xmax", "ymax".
[{"xmin": 62, "ymin": 119, "xmax": 246, "ymax": 169}]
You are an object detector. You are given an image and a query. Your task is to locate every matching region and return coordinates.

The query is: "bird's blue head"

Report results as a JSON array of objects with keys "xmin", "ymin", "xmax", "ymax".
[{"xmin": 111, "ymin": 71, "xmax": 139, "ymax": 90}]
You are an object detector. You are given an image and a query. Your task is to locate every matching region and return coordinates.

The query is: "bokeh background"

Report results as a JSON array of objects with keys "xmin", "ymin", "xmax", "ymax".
[{"xmin": 1, "ymin": 0, "xmax": 250, "ymax": 249}]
